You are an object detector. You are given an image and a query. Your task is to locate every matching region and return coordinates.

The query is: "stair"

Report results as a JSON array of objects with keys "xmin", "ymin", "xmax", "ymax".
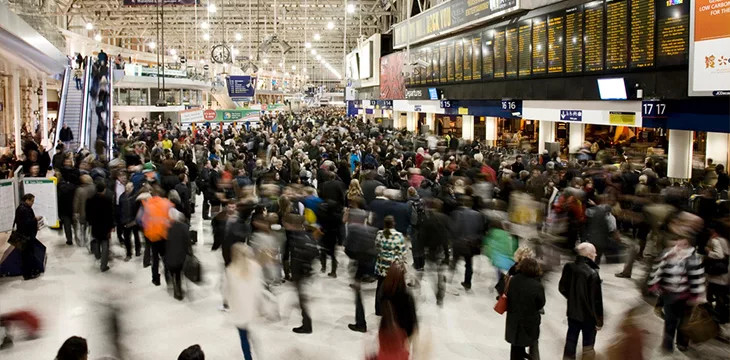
[{"xmin": 57, "ymin": 67, "xmax": 85, "ymax": 152}]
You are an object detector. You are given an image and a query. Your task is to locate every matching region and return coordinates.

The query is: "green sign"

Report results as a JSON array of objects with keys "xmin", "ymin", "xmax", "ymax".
[{"xmin": 215, "ymin": 109, "xmax": 260, "ymax": 122}]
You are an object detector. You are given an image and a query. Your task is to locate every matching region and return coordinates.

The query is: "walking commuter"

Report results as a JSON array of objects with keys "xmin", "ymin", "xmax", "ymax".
[
  {"xmin": 57, "ymin": 172, "xmax": 77, "ymax": 245},
  {"xmin": 86, "ymin": 182, "xmax": 115, "ymax": 272},
  {"xmin": 140, "ymin": 189, "xmax": 174, "ymax": 286},
  {"xmin": 379, "ymin": 264, "xmax": 417, "ymax": 340},
  {"xmin": 450, "ymin": 196, "xmax": 485, "ymax": 290},
  {"xmin": 283, "ymin": 214, "xmax": 319, "ymax": 334},
  {"xmin": 345, "ymin": 197, "xmax": 377, "ymax": 332},
  {"xmin": 375, "ymin": 216, "xmax": 407, "ymax": 315},
  {"xmin": 164, "ymin": 209, "xmax": 190, "ymax": 300},
  {"xmin": 420, "ymin": 199, "xmax": 450, "ymax": 306},
  {"xmin": 119, "ymin": 183, "xmax": 141, "ymax": 259},
  {"xmin": 705, "ymin": 228, "xmax": 729, "ymax": 325},
  {"xmin": 55, "ymin": 336, "xmax": 88, "ymax": 360},
  {"xmin": 225, "ymin": 243, "xmax": 263, "ymax": 360},
  {"xmin": 73, "ymin": 175, "xmax": 95, "ymax": 248},
  {"xmin": 505, "ymin": 258, "xmax": 545, "ymax": 360}
]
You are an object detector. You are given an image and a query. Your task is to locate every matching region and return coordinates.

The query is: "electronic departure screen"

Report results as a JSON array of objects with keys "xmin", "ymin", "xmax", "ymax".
[
  {"xmin": 493, "ymin": 29, "xmax": 506, "ymax": 78},
  {"xmin": 455, "ymin": 39, "xmax": 464, "ymax": 81},
  {"xmin": 605, "ymin": 0, "xmax": 628, "ymax": 70},
  {"xmin": 464, "ymin": 38, "xmax": 473, "ymax": 81},
  {"xmin": 532, "ymin": 17, "xmax": 547, "ymax": 75},
  {"xmin": 406, "ymin": 0, "xmax": 692, "ymax": 86},
  {"xmin": 472, "ymin": 36, "xmax": 482, "ymax": 80},
  {"xmin": 482, "ymin": 32, "xmax": 494, "ymax": 79},
  {"xmin": 656, "ymin": 0, "xmax": 689, "ymax": 67},
  {"xmin": 519, "ymin": 21, "xmax": 532, "ymax": 77},
  {"xmin": 630, "ymin": 0, "xmax": 655, "ymax": 68},
  {"xmin": 565, "ymin": 6, "xmax": 583, "ymax": 73},
  {"xmin": 547, "ymin": 12, "xmax": 564, "ymax": 74},
  {"xmin": 506, "ymin": 26, "xmax": 519, "ymax": 78},
  {"xmin": 584, "ymin": 1, "xmax": 604, "ymax": 72}
]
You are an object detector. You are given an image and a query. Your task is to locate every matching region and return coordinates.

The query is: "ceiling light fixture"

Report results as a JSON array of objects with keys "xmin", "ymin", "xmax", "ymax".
[
  {"xmin": 304, "ymin": 42, "xmax": 312, "ymax": 49},
  {"xmin": 347, "ymin": 4, "xmax": 356, "ymax": 13},
  {"xmin": 291, "ymin": 65, "xmax": 296, "ymax": 70},
  {"xmin": 313, "ymin": 33, "xmax": 321, "ymax": 41},
  {"xmin": 310, "ymin": 49, "xmax": 316, "ymax": 55},
  {"xmin": 148, "ymin": 41, "xmax": 156, "ymax": 49},
  {"xmin": 85, "ymin": 23, "xmax": 94, "ymax": 30},
  {"xmin": 262, "ymin": 58, "xmax": 269, "ymax": 64},
  {"xmin": 94, "ymin": 34, "xmax": 102, "ymax": 41},
  {"xmin": 201, "ymin": 22, "xmax": 209, "ymax": 29},
  {"xmin": 327, "ymin": 21, "xmax": 335, "ymax": 30},
  {"xmin": 235, "ymin": 33, "xmax": 242, "ymax": 41},
  {"xmin": 316, "ymin": 55, "xmax": 322, "ymax": 60},
  {"xmin": 232, "ymin": 49, "xmax": 239, "ymax": 56},
  {"xmin": 199, "ymin": 59, "xmax": 205, "ymax": 64},
  {"xmin": 208, "ymin": 4, "xmax": 217, "ymax": 13},
  {"xmin": 203, "ymin": 33, "xmax": 210, "ymax": 41}
]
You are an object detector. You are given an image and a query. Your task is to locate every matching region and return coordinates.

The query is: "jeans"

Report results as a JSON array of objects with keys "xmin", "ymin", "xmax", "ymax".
[
  {"xmin": 662, "ymin": 295, "xmax": 690, "ymax": 352},
  {"xmin": 75, "ymin": 222, "xmax": 89, "ymax": 247},
  {"xmin": 237, "ymin": 328, "xmax": 253, "ymax": 360},
  {"xmin": 122, "ymin": 226, "xmax": 142, "ymax": 257},
  {"xmin": 450, "ymin": 250, "xmax": 474, "ymax": 288},
  {"xmin": 74, "ymin": 78, "xmax": 82, "ymax": 90},
  {"xmin": 150, "ymin": 241, "xmax": 166, "ymax": 282},
  {"xmin": 563, "ymin": 318, "xmax": 597, "ymax": 359},
  {"xmin": 59, "ymin": 215, "xmax": 73, "ymax": 244},
  {"xmin": 90, "ymin": 238, "xmax": 109, "ymax": 270}
]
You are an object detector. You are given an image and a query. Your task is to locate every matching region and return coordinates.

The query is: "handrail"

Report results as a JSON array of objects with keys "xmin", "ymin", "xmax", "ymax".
[
  {"xmin": 79, "ymin": 56, "xmax": 93, "ymax": 149},
  {"xmin": 53, "ymin": 65, "xmax": 71, "ymax": 156},
  {"xmin": 106, "ymin": 63, "xmax": 114, "ymax": 159}
]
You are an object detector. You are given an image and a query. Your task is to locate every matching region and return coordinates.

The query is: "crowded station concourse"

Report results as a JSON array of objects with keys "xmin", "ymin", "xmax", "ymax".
[{"xmin": 1, "ymin": 0, "xmax": 730, "ymax": 360}]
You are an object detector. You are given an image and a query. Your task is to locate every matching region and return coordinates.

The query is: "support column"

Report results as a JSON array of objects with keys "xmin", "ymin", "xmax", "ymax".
[
  {"xmin": 12, "ymin": 75, "xmax": 21, "ymax": 158},
  {"xmin": 485, "ymin": 117, "xmax": 498, "ymax": 146},
  {"xmin": 462, "ymin": 115, "xmax": 474, "ymax": 140},
  {"xmin": 41, "ymin": 78, "xmax": 49, "ymax": 146},
  {"xmin": 425, "ymin": 113, "xmax": 435, "ymax": 134},
  {"xmin": 667, "ymin": 129, "xmax": 693, "ymax": 179},
  {"xmin": 406, "ymin": 111, "xmax": 417, "ymax": 131},
  {"xmin": 706, "ymin": 132, "xmax": 729, "ymax": 167},
  {"xmin": 538, "ymin": 121, "xmax": 555, "ymax": 154},
  {"xmin": 568, "ymin": 123, "xmax": 585, "ymax": 154}
]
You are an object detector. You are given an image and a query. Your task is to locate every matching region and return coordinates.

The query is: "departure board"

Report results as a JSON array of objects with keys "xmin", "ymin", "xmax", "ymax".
[
  {"xmin": 518, "ymin": 21, "xmax": 532, "ymax": 77},
  {"xmin": 584, "ymin": 1, "xmax": 604, "ymax": 72},
  {"xmin": 630, "ymin": 0, "xmax": 655, "ymax": 69},
  {"xmin": 455, "ymin": 39, "xmax": 464, "ymax": 81},
  {"xmin": 426, "ymin": 49, "xmax": 433, "ymax": 84},
  {"xmin": 565, "ymin": 6, "xmax": 583, "ymax": 73},
  {"xmin": 439, "ymin": 43, "xmax": 447, "ymax": 82},
  {"xmin": 605, "ymin": 0, "xmax": 628, "ymax": 70},
  {"xmin": 464, "ymin": 38, "xmax": 473, "ymax": 81},
  {"xmin": 506, "ymin": 26, "xmax": 518, "ymax": 78},
  {"xmin": 547, "ymin": 12, "xmax": 565, "ymax": 74},
  {"xmin": 447, "ymin": 41, "xmax": 455, "ymax": 82},
  {"xmin": 532, "ymin": 17, "xmax": 547, "ymax": 74},
  {"xmin": 656, "ymin": 0, "xmax": 689, "ymax": 67},
  {"xmin": 432, "ymin": 48, "xmax": 440, "ymax": 83},
  {"xmin": 493, "ymin": 29, "xmax": 506, "ymax": 78},
  {"xmin": 482, "ymin": 31, "xmax": 494, "ymax": 79},
  {"xmin": 417, "ymin": 51, "xmax": 425, "ymax": 85},
  {"xmin": 472, "ymin": 36, "xmax": 482, "ymax": 80}
]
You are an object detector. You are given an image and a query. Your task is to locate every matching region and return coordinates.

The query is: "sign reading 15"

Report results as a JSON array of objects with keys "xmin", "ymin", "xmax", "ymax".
[{"xmin": 642, "ymin": 102, "xmax": 666, "ymax": 117}]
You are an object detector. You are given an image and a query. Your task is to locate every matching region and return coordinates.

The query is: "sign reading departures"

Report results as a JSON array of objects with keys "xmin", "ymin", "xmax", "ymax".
[{"xmin": 405, "ymin": 0, "xmax": 691, "ymax": 87}]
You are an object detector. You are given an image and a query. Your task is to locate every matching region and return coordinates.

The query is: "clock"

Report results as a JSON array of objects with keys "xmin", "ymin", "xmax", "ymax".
[{"xmin": 211, "ymin": 44, "xmax": 232, "ymax": 64}]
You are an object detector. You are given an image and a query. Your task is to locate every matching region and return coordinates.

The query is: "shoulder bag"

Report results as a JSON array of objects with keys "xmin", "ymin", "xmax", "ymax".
[{"xmin": 494, "ymin": 276, "xmax": 511, "ymax": 315}]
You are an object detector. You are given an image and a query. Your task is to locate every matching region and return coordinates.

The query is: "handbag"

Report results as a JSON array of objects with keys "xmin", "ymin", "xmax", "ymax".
[
  {"xmin": 680, "ymin": 306, "xmax": 719, "ymax": 343},
  {"xmin": 183, "ymin": 254, "xmax": 202, "ymax": 284},
  {"xmin": 704, "ymin": 256, "xmax": 729, "ymax": 276},
  {"xmin": 8, "ymin": 231, "xmax": 30, "ymax": 250},
  {"xmin": 494, "ymin": 276, "xmax": 511, "ymax": 315}
]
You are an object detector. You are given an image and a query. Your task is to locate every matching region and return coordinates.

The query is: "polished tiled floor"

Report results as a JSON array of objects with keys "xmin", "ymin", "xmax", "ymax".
[{"xmin": 1, "ymin": 202, "xmax": 729, "ymax": 359}]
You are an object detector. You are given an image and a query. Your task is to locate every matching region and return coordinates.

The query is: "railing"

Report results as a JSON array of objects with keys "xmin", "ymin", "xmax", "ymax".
[
  {"xmin": 79, "ymin": 57, "xmax": 93, "ymax": 149},
  {"xmin": 53, "ymin": 66, "xmax": 71, "ymax": 156}
]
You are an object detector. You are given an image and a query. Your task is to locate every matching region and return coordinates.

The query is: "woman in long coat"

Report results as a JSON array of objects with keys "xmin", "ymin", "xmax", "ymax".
[{"xmin": 505, "ymin": 258, "xmax": 545, "ymax": 360}]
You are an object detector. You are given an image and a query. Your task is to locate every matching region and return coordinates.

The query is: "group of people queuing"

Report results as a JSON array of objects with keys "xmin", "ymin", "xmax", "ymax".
[{"xmin": 5, "ymin": 105, "xmax": 730, "ymax": 360}]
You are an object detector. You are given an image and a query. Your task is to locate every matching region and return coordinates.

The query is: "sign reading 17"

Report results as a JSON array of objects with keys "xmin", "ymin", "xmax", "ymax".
[{"xmin": 643, "ymin": 103, "xmax": 666, "ymax": 117}]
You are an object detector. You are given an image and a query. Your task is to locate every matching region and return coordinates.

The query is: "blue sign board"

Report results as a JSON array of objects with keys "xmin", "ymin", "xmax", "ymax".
[
  {"xmin": 641, "ymin": 101, "xmax": 668, "ymax": 119},
  {"xmin": 440, "ymin": 100, "xmax": 459, "ymax": 108},
  {"xmin": 712, "ymin": 91, "xmax": 730, "ymax": 96},
  {"xmin": 227, "ymin": 76, "xmax": 256, "ymax": 99},
  {"xmin": 441, "ymin": 100, "xmax": 522, "ymax": 118},
  {"xmin": 560, "ymin": 110, "xmax": 583, "ymax": 121},
  {"xmin": 414, "ymin": 105, "xmax": 422, "ymax": 112},
  {"xmin": 501, "ymin": 100, "xmax": 522, "ymax": 114}
]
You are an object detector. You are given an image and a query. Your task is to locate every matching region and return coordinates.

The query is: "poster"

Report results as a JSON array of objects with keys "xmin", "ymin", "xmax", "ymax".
[
  {"xmin": 178, "ymin": 108, "xmax": 203, "ymax": 123},
  {"xmin": 690, "ymin": 0, "xmax": 730, "ymax": 92},
  {"xmin": 0, "ymin": 180, "xmax": 16, "ymax": 233},
  {"xmin": 215, "ymin": 109, "xmax": 260, "ymax": 123},
  {"xmin": 227, "ymin": 76, "xmax": 257, "ymax": 99},
  {"xmin": 22, "ymin": 178, "xmax": 59, "ymax": 228},
  {"xmin": 608, "ymin": 111, "xmax": 636, "ymax": 125}
]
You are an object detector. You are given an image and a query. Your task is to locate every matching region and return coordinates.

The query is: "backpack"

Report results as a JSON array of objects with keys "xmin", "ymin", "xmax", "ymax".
[
  {"xmin": 196, "ymin": 168, "xmax": 210, "ymax": 190},
  {"xmin": 296, "ymin": 232, "xmax": 319, "ymax": 263},
  {"xmin": 409, "ymin": 199, "xmax": 426, "ymax": 227}
]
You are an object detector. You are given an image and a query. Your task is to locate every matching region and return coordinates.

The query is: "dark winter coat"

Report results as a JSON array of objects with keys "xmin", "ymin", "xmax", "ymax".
[
  {"xmin": 86, "ymin": 193, "xmax": 116, "ymax": 240},
  {"xmin": 361, "ymin": 179, "xmax": 384, "ymax": 205},
  {"xmin": 165, "ymin": 221, "xmax": 190, "ymax": 270},
  {"xmin": 558, "ymin": 256, "xmax": 604, "ymax": 327},
  {"xmin": 118, "ymin": 191, "xmax": 136, "ymax": 225},
  {"xmin": 174, "ymin": 183, "xmax": 191, "ymax": 219},
  {"xmin": 14, "ymin": 203, "xmax": 38, "ymax": 239},
  {"xmin": 369, "ymin": 198, "xmax": 411, "ymax": 234},
  {"xmin": 505, "ymin": 273, "xmax": 545, "ymax": 347},
  {"xmin": 57, "ymin": 180, "xmax": 77, "ymax": 217}
]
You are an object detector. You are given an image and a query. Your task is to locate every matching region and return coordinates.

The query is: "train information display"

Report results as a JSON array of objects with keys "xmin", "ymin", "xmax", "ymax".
[{"xmin": 407, "ymin": 0, "xmax": 692, "ymax": 86}]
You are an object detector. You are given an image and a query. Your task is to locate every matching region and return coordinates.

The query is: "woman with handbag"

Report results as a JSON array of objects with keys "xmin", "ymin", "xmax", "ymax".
[{"xmin": 504, "ymin": 258, "xmax": 545, "ymax": 360}]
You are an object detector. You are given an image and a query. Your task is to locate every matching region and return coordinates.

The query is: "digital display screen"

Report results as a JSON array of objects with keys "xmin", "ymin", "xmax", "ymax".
[
  {"xmin": 565, "ymin": 6, "xmax": 583, "ymax": 73},
  {"xmin": 493, "ymin": 28, "xmax": 506, "ymax": 78},
  {"xmin": 605, "ymin": 0, "xmax": 628, "ymax": 70},
  {"xmin": 505, "ymin": 26, "xmax": 519, "ymax": 78},
  {"xmin": 472, "ymin": 36, "xmax": 482, "ymax": 80},
  {"xmin": 447, "ymin": 41, "xmax": 455, "ymax": 82},
  {"xmin": 547, "ymin": 12, "xmax": 565, "ymax": 74},
  {"xmin": 532, "ymin": 17, "xmax": 547, "ymax": 74},
  {"xmin": 464, "ymin": 38, "xmax": 473, "ymax": 81},
  {"xmin": 455, "ymin": 39, "xmax": 464, "ymax": 81},
  {"xmin": 630, "ymin": 0, "xmax": 656, "ymax": 69},
  {"xmin": 439, "ymin": 43, "xmax": 448, "ymax": 82},
  {"xmin": 428, "ymin": 87, "xmax": 439, "ymax": 100},
  {"xmin": 482, "ymin": 31, "xmax": 494, "ymax": 79},
  {"xmin": 518, "ymin": 21, "xmax": 532, "ymax": 77},
  {"xmin": 656, "ymin": 0, "xmax": 689, "ymax": 67},
  {"xmin": 597, "ymin": 78, "xmax": 628, "ymax": 99},
  {"xmin": 584, "ymin": 1, "xmax": 605, "ymax": 72}
]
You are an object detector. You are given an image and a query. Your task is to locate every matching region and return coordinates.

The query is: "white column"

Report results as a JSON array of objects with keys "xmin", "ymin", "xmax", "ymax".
[
  {"xmin": 667, "ymin": 129, "xmax": 693, "ymax": 179},
  {"xmin": 568, "ymin": 123, "xmax": 585, "ymax": 154},
  {"xmin": 537, "ymin": 121, "xmax": 555, "ymax": 154},
  {"xmin": 706, "ymin": 132, "xmax": 729, "ymax": 167},
  {"xmin": 11, "ymin": 75, "xmax": 21, "ymax": 158},
  {"xmin": 406, "ymin": 111, "xmax": 417, "ymax": 131},
  {"xmin": 41, "ymin": 78, "xmax": 49, "ymax": 146},
  {"xmin": 485, "ymin": 117, "xmax": 498, "ymax": 146},
  {"xmin": 462, "ymin": 115, "xmax": 474, "ymax": 140},
  {"xmin": 425, "ymin": 113, "xmax": 435, "ymax": 133}
]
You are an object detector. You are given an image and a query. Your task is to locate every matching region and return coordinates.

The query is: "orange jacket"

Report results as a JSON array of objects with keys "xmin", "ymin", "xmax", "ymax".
[{"xmin": 141, "ymin": 196, "xmax": 173, "ymax": 242}]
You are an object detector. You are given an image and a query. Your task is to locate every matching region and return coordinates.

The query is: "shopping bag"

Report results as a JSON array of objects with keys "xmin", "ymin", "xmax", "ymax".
[
  {"xmin": 183, "ymin": 255, "xmax": 202, "ymax": 284},
  {"xmin": 680, "ymin": 306, "xmax": 719, "ymax": 343},
  {"xmin": 494, "ymin": 276, "xmax": 511, "ymax": 315}
]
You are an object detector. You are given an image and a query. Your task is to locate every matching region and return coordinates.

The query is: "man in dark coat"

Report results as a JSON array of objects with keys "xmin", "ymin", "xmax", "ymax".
[
  {"xmin": 505, "ymin": 258, "xmax": 545, "ymax": 360},
  {"xmin": 284, "ymin": 214, "xmax": 318, "ymax": 334},
  {"xmin": 559, "ymin": 243, "xmax": 604, "ymax": 360},
  {"xmin": 360, "ymin": 172, "xmax": 384, "ymax": 206},
  {"xmin": 52, "ymin": 144, "xmax": 66, "ymax": 171},
  {"xmin": 164, "ymin": 209, "xmax": 191, "ymax": 301},
  {"xmin": 118, "ymin": 183, "xmax": 141, "ymax": 258},
  {"xmin": 368, "ymin": 186, "xmax": 411, "ymax": 234},
  {"xmin": 421, "ymin": 200, "xmax": 451, "ymax": 305},
  {"xmin": 86, "ymin": 182, "xmax": 116, "ymax": 272},
  {"xmin": 13, "ymin": 194, "xmax": 41, "ymax": 280},
  {"xmin": 57, "ymin": 174, "xmax": 77, "ymax": 245},
  {"xmin": 449, "ymin": 196, "xmax": 485, "ymax": 290}
]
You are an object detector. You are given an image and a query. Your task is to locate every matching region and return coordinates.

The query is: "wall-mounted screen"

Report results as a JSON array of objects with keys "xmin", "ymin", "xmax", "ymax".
[
  {"xmin": 348, "ymin": 54, "xmax": 360, "ymax": 80},
  {"xmin": 359, "ymin": 41, "xmax": 372, "ymax": 79},
  {"xmin": 428, "ymin": 87, "xmax": 439, "ymax": 100},
  {"xmin": 597, "ymin": 78, "xmax": 627, "ymax": 100}
]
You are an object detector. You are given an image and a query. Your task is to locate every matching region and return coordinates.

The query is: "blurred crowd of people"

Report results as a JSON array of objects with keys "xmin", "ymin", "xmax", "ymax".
[{"xmin": 3, "ymin": 105, "xmax": 730, "ymax": 360}]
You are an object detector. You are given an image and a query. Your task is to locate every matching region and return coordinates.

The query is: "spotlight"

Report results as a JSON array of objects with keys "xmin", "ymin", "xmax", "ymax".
[
  {"xmin": 208, "ymin": 4, "xmax": 217, "ymax": 13},
  {"xmin": 314, "ymin": 33, "xmax": 321, "ymax": 41},
  {"xmin": 94, "ymin": 34, "xmax": 102, "ymax": 41},
  {"xmin": 169, "ymin": 49, "xmax": 177, "ymax": 55},
  {"xmin": 316, "ymin": 55, "xmax": 322, "ymax": 60},
  {"xmin": 347, "ymin": 4, "xmax": 356, "ymax": 13},
  {"xmin": 201, "ymin": 22, "xmax": 209, "ymax": 29},
  {"xmin": 203, "ymin": 33, "xmax": 210, "ymax": 41},
  {"xmin": 235, "ymin": 33, "xmax": 242, "ymax": 41},
  {"xmin": 291, "ymin": 65, "xmax": 296, "ymax": 70},
  {"xmin": 85, "ymin": 23, "xmax": 93, "ymax": 30},
  {"xmin": 305, "ymin": 42, "xmax": 312, "ymax": 49},
  {"xmin": 327, "ymin": 22, "xmax": 334, "ymax": 30},
  {"xmin": 148, "ymin": 41, "xmax": 156, "ymax": 49},
  {"xmin": 311, "ymin": 49, "xmax": 317, "ymax": 55},
  {"xmin": 263, "ymin": 58, "xmax": 269, "ymax": 64}
]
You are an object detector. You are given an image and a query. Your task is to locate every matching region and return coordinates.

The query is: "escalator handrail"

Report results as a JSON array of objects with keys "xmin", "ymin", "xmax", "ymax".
[
  {"xmin": 79, "ymin": 56, "xmax": 94, "ymax": 149},
  {"xmin": 106, "ymin": 63, "xmax": 114, "ymax": 159},
  {"xmin": 53, "ymin": 65, "xmax": 71, "ymax": 157}
]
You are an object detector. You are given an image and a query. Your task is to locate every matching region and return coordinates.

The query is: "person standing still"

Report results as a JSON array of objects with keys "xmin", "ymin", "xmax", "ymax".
[
  {"xmin": 505, "ymin": 258, "xmax": 545, "ymax": 360},
  {"xmin": 86, "ymin": 182, "xmax": 116, "ymax": 272},
  {"xmin": 559, "ymin": 243, "xmax": 604, "ymax": 360},
  {"xmin": 12, "ymin": 194, "xmax": 42, "ymax": 280}
]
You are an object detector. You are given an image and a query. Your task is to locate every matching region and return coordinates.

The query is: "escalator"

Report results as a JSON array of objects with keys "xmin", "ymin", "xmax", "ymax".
[
  {"xmin": 82, "ymin": 56, "xmax": 114, "ymax": 159},
  {"xmin": 55, "ymin": 63, "xmax": 89, "ymax": 152}
]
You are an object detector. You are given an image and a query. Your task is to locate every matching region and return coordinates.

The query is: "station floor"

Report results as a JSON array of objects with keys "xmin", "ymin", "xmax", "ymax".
[{"xmin": 1, "ymin": 202, "xmax": 729, "ymax": 359}]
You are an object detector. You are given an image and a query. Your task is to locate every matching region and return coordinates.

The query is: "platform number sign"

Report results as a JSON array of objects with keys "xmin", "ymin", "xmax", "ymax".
[
  {"xmin": 501, "ymin": 100, "xmax": 518, "ymax": 110},
  {"xmin": 642, "ymin": 101, "xmax": 668, "ymax": 118},
  {"xmin": 440, "ymin": 100, "xmax": 458, "ymax": 108},
  {"xmin": 500, "ymin": 99, "xmax": 522, "ymax": 117}
]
